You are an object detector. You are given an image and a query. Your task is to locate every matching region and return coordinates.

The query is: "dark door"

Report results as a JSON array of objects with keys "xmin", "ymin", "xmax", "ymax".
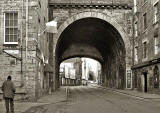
[{"xmin": 144, "ymin": 73, "xmax": 147, "ymax": 92}]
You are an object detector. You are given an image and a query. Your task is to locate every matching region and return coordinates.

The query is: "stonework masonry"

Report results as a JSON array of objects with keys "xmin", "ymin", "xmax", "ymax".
[
  {"xmin": 48, "ymin": 0, "xmax": 133, "ymax": 90},
  {"xmin": 132, "ymin": 0, "xmax": 160, "ymax": 94}
]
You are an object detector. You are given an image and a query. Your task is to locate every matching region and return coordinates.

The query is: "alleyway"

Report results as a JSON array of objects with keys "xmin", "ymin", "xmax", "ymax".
[{"xmin": 20, "ymin": 85, "xmax": 160, "ymax": 113}]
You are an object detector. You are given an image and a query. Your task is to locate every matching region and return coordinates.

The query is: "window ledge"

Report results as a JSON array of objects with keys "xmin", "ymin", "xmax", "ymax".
[{"xmin": 4, "ymin": 42, "xmax": 18, "ymax": 45}]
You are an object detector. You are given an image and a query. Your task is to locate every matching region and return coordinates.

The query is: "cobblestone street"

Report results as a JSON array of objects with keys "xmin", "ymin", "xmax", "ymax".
[{"xmin": 1, "ymin": 86, "xmax": 160, "ymax": 113}]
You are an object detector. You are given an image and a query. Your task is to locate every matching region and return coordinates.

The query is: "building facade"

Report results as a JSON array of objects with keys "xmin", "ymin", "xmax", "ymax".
[
  {"xmin": 132, "ymin": 0, "xmax": 160, "ymax": 93},
  {"xmin": 0, "ymin": 0, "xmax": 49, "ymax": 100}
]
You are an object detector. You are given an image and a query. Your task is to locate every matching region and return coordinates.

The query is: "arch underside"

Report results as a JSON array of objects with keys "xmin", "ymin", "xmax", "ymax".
[{"xmin": 55, "ymin": 17, "xmax": 127, "ymax": 89}]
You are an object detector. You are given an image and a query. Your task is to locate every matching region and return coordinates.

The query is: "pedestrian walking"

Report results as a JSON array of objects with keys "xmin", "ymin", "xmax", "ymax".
[{"xmin": 1, "ymin": 75, "xmax": 16, "ymax": 113}]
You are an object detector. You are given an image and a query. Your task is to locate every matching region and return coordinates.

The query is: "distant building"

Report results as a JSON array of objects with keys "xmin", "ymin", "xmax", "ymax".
[
  {"xmin": 82, "ymin": 58, "xmax": 101, "ymax": 83},
  {"xmin": 60, "ymin": 58, "xmax": 82, "ymax": 86},
  {"xmin": 132, "ymin": 0, "xmax": 160, "ymax": 93}
]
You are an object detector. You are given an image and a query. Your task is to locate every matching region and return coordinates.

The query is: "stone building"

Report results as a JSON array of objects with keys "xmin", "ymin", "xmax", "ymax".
[
  {"xmin": 132, "ymin": 0, "xmax": 160, "ymax": 93},
  {"xmin": 0, "ymin": 0, "xmax": 49, "ymax": 100}
]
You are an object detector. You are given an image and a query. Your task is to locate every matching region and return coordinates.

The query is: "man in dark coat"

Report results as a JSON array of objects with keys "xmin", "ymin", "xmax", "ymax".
[{"xmin": 2, "ymin": 75, "xmax": 16, "ymax": 113}]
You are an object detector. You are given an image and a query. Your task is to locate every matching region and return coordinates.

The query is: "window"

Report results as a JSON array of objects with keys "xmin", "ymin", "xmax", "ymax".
[
  {"xmin": 135, "ymin": 22, "xmax": 138, "ymax": 37},
  {"xmin": 135, "ymin": 46, "xmax": 138, "ymax": 62},
  {"xmin": 154, "ymin": 2, "xmax": 159, "ymax": 23},
  {"xmin": 39, "ymin": 1, "xmax": 41, "ymax": 8},
  {"xmin": 10, "ymin": 59, "xmax": 17, "ymax": 66},
  {"xmin": 4, "ymin": 12, "xmax": 18, "ymax": 44},
  {"xmin": 154, "ymin": 36, "xmax": 159, "ymax": 55},
  {"xmin": 143, "ymin": 41, "xmax": 147, "ymax": 58},
  {"xmin": 143, "ymin": 13, "xmax": 147, "ymax": 30}
]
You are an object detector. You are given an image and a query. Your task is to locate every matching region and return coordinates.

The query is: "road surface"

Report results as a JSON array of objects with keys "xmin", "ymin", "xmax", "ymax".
[{"xmin": 23, "ymin": 86, "xmax": 160, "ymax": 113}]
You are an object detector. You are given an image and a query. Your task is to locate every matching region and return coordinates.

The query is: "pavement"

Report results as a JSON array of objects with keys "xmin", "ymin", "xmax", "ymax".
[
  {"xmin": 91, "ymin": 84, "xmax": 160, "ymax": 100},
  {"xmin": 0, "ymin": 87, "xmax": 67, "ymax": 113},
  {"xmin": 111, "ymin": 88, "xmax": 160, "ymax": 100},
  {"xmin": 0, "ymin": 85, "xmax": 160, "ymax": 113}
]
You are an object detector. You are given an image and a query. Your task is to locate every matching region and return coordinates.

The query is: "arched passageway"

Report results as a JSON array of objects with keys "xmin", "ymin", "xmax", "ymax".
[{"xmin": 52, "ymin": 12, "xmax": 130, "ymax": 90}]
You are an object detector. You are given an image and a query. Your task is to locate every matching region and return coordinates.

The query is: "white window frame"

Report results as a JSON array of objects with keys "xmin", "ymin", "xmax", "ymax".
[{"xmin": 4, "ymin": 12, "xmax": 18, "ymax": 44}]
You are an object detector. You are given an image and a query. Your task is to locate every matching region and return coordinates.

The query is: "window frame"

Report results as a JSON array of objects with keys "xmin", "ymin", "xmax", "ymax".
[
  {"xmin": 143, "ymin": 41, "xmax": 147, "ymax": 58},
  {"xmin": 4, "ymin": 12, "xmax": 18, "ymax": 45},
  {"xmin": 154, "ymin": 35, "xmax": 159, "ymax": 55},
  {"xmin": 134, "ymin": 21, "xmax": 138, "ymax": 37},
  {"xmin": 153, "ymin": 2, "xmax": 159, "ymax": 24},
  {"xmin": 143, "ymin": 13, "xmax": 147, "ymax": 30},
  {"xmin": 134, "ymin": 46, "xmax": 138, "ymax": 62}
]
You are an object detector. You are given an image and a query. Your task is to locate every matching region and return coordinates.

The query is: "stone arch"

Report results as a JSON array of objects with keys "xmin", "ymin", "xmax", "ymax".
[
  {"xmin": 52, "ymin": 11, "xmax": 131, "ymax": 89},
  {"xmin": 54, "ymin": 11, "xmax": 131, "ymax": 56}
]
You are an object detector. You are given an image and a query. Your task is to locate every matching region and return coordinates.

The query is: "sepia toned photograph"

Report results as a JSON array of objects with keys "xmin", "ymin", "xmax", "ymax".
[{"xmin": 0, "ymin": 0, "xmax": 160, "ymax": 113}]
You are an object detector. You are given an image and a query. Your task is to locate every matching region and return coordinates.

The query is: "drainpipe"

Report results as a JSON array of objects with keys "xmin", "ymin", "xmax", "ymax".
[
  {"xmin": 25, "ymin": 0, "xmax": 29, "ymax": 84},
  {"xmin": 132, "ymin": 0, "xmax": 137, "ymax": 66},
  {"xmin": 20, "ymin": 0, "xmax": 24, "ymax": 87}
]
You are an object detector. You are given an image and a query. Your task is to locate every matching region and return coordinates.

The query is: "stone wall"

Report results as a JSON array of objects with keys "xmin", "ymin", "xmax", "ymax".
[
  {"xmin": 0, "ymin": 0, "xmax": 27, "ymax": 100},
  {"xmin": 0, "ymin": 0, "xmax": 49, "ymax": 100},
  {"xmin": 132, "ymin": 0, "xmax": 160, "ymax": 93}
]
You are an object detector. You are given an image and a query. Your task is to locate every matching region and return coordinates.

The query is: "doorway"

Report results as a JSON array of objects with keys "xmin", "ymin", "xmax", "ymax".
[{"xmin": 144, "ymin": 72, "xmax": 147, "ymax": 92}]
